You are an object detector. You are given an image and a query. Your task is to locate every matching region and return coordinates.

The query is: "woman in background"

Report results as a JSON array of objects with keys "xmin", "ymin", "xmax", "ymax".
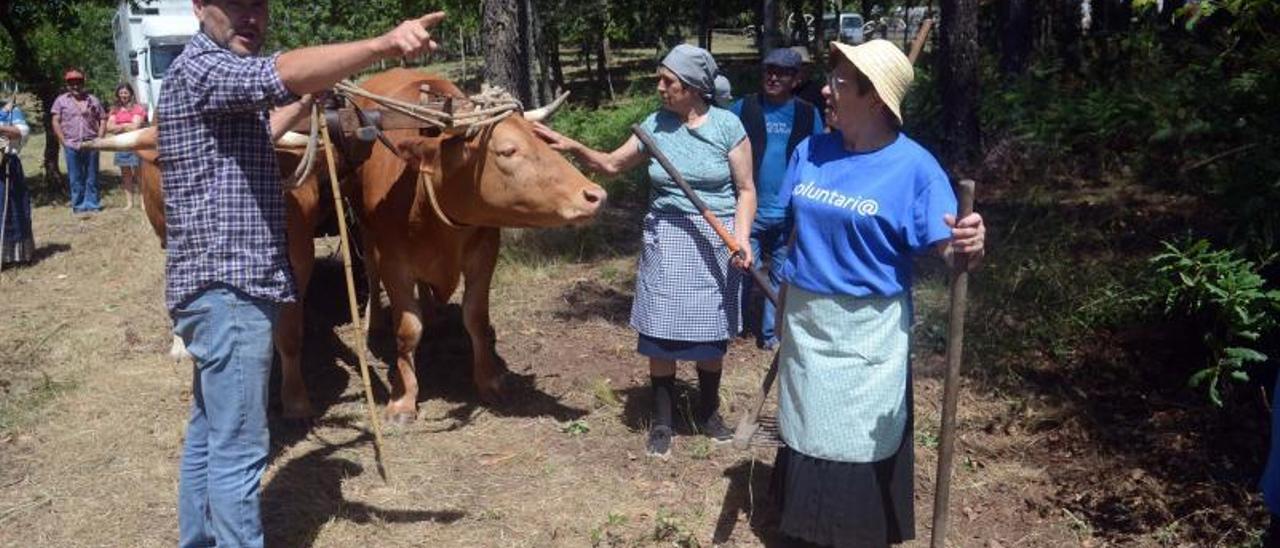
[
  {"xmin": 0, "ymin": 98, "xmax": 33, "ymax": 266},
  {"xmin": 106, "ymin": 83, "xmax": 146, "ymax": 210}
]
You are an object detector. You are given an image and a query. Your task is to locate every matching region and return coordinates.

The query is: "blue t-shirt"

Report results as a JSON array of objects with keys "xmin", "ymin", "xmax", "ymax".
[
  {"xmin": 779, "ymin": 132, "xmax": 957, "ymax": 297},
  {"xmin": 636, "ymin": 106, "xmax": 747, "ymax": 216},
  {"xmin": 731, "ymin": 97, "xmax": 825, "ymax": 219}
]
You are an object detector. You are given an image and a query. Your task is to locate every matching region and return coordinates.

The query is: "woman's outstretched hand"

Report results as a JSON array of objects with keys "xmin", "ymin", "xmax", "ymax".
[{"xmin": 531, "ymin": 122, "xmax": 576, "ymax": 153}]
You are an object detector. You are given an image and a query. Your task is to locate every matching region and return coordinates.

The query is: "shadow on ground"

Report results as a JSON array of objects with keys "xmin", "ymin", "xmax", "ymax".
[{"xmin": 261, "ymin": 430, "xmax": 466, "ymax": 548}]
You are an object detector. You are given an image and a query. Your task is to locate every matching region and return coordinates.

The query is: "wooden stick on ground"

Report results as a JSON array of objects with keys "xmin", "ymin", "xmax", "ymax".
[
  {"xmin": 318, "ymin": 108, "xmax": 389, "ymax": 480},
  {"xmin": 931, "ymin": 179, "xmax": 975, "ymax": 548},
  {"xmin": 908, "ymin": 18, "xmax": 935, "ymax": 64}
]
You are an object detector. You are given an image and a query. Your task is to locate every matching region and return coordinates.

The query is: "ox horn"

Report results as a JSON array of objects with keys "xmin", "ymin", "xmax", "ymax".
[
  {"xmin": 523, "ymin": 91, "xmax": 570, "ymax": 123},
  {"xmin": 274, "ymin": 131, "xmax": 312, "ymax": 148},
  {"xmin": 81, "ymin": 127, "xmax": 157, "ymax": 151},
  {"xmin": 80, "ymin": 128, "xmax": 312, "ymax": 151}
]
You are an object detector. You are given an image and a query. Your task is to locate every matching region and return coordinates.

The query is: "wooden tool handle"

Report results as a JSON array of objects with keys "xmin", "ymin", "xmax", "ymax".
[
  {"xmin": 930, "ymin": 179, "xmax": 976, "ymax": 548},
  {"xmin": 908, "ymin": 18, "xmax": 935, "ymax": 64},
  {"xmin": 631, "ymin": 124, "xmax": 778, "ymax": 307}
]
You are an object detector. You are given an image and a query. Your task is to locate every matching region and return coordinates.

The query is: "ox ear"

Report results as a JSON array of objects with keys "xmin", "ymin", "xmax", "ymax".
[{"xmin": 395, "ymin": 137, "xmax": 439, "ymax": 168}]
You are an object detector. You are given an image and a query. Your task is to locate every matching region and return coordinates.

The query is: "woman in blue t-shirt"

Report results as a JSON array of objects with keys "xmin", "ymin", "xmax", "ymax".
[
  {"xmin": 534, "ymin": 45, "xmax": 757, "ymax": 459},
  {"xmin": 770, "ymin": 40, "xmax": 986, "ymax": 547}
]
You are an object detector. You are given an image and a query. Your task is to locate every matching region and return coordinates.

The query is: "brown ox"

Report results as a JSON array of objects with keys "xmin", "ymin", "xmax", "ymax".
[
  {"xmin": 89, "ymin": 68, "xmax": 604, "ymax": 423},
  {"xmin": 350, "ymin": 68, "xmax": 605, "ymax": 423},
  {"xmin": 112, "ymin": 134, "xmax": 332, "ymax": 419}
]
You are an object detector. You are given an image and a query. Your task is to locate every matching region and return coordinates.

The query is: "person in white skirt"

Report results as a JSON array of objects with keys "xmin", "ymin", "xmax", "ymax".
[
  {"xmin": 534, "ymin": 44, "xmax": 756, "ymax": 459},
  {"xmin": 770, "ymin": 39, "xmax": 986, "ymax": 547}
]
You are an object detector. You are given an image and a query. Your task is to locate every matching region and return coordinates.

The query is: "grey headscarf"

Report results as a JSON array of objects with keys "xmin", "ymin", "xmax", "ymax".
[
  {"xmin": 661, "ymin": 44, "xmax": 719, "ymax": 100},
  {"xmin": 713, "ymin": 75, "xmax": 733, "ymax": 107}
]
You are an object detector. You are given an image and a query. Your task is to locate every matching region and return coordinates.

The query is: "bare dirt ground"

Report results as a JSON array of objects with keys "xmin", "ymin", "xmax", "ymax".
[{"xmin": 0, "ymin": 142, "xmax": 1265, "ymax": 547}]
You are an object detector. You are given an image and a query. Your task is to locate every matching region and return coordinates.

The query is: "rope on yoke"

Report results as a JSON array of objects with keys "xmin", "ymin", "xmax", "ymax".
[{"xmin": 332, "ymin": 80, "xmax": 523, "ymax": 138}]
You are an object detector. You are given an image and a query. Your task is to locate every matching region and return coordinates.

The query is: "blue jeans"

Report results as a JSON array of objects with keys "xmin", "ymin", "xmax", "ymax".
[
  {"xmin": 63, "ymin": 145, "xmax": 100, "ymax": 212},
  {"xmin": 172, "ymin": 285, "xmax": 278, "ymax": 548},
  {"xmin": 1264, "ymin": 371, "xmax": 1280, "ymax": 516},
  {"xmin": 742, "ymin": 215, "xmax": 789, "ymax": 345}
]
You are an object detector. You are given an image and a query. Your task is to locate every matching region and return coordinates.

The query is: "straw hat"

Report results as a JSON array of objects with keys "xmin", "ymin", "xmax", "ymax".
[{"xmin": 829, "ymin": 39, "xmax": 913, "ymax": 125}]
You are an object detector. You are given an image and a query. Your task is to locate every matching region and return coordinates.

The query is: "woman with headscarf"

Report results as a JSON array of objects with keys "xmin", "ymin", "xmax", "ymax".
[
  {"xmin": 0, "ymin": 97, "xmax": 33, "ymax": 266},
  {"xmin": 534, "ymin": 45, "xmax": 756, "ymax": 459},
  {"xmin": 769, "ymin": 40, "xmax": 986, "ymax": 547}
]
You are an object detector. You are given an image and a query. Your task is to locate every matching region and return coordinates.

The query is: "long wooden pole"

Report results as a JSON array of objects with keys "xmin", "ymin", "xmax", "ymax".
[
  {"xmin": 931, "ymin": 179, "xmax": 975, "ymax": 547},
  {"xmin": 318, "ymin": 108, "xmax": 388, "ymax": 480}
]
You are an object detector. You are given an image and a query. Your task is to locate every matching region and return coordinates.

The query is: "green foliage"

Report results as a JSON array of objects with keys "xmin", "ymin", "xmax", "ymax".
[
  {"xmin": 560, "ymin": 418, "xmax": 591, "ymax": 435},
  {"xmin": 1149, "ymin": 238, "xmax": 1280, "ymax": 405},
  {"xmin": 0, "ymin": 1, "xmax": 118, "ymax": 100},
  {"xmin": 971, "ymin": 14, "xmax": 1280, "ymax": 257},
  {"xmin": 551, "ymin": 94, "xmax": 658, "ymax": 200}
]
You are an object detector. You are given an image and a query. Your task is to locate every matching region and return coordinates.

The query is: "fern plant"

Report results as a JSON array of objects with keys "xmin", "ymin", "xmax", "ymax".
[{"xmin": 1149, "ymin": 238, "xmax": 1280, "ymax": 405}]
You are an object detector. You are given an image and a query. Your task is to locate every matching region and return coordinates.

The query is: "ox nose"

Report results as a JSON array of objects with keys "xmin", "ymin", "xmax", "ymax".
[{"xmin": 583, "ymin": 187, "xmax": 607, "ymax": 209}]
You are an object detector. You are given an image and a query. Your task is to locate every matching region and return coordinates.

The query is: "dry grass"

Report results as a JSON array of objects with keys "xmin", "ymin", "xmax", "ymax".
[{"xmin": 0, "ymin": 133, "xmax": 1086, "ymax": 547}]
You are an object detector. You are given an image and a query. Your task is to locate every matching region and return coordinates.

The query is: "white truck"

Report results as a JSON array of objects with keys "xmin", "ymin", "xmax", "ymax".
[{"xmin": 111, "ymin": 0, "xmax": 199, "ymax": 117}]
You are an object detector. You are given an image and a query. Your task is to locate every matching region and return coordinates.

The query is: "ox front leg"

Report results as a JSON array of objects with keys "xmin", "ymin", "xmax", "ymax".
[
  {"xmin": 463, "ymin": 229, "xmax": 503, "ymax": 404},
  {"xmin": 363, "ymin": 235, "xmax": 391, "ymax": 336},
  {"xmin": 386, "ymin": 276, "xmax": 424, "ymax": 425},
  {"xmin": 274, "ymin": 301, "xmax": 314, "ymax": 419}
]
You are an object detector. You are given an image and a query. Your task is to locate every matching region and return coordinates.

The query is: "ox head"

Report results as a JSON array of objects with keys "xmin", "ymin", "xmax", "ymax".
[{"xmin": 396, "ymin": 113, "xmax": 606, "ymax": 228}]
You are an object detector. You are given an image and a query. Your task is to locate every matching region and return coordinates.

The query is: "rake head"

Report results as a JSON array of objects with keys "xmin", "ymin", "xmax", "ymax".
[{"xmin": 733, "ymin": 413, "xmax": 784, "ymax": 450}]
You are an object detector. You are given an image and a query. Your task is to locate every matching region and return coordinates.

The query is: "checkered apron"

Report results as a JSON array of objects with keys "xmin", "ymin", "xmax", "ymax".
[
  {"xmin": 777, "ymin": 286, "xmax": 911, "ymax": 463},
  {"xmin": 630, "ymin": 210, "xmax": 742, "ymax": 342}
]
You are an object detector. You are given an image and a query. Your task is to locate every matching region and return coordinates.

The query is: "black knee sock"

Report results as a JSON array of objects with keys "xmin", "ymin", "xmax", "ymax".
[
  {"xmin": 651, "ymin": 375, "xmax": 675, "ymax": 428},
  {"xmin": 696, "ymin": 367, "xmax": 722, "ymax": 422}
]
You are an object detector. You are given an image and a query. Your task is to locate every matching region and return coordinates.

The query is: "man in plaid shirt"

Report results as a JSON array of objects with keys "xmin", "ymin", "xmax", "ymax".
[{"xmin": 162, "ymin": 2, "xmax": 444, "ymax": 546}]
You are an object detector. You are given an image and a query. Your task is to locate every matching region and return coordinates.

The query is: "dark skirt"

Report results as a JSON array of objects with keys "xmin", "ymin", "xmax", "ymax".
[
  {"xmin": 636, "ymin": 333, "xmax": 728, "ymax": 360},
  {"xmin": 1, "ymin": 154, "xmax": 33, "ymax": 265},
  {"xmin": 771, "ymin": 380, "xmax": 915, "ymax": 547}
]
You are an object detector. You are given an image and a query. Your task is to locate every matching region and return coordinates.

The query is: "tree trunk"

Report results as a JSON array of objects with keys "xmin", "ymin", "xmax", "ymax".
[
  {"xmin": 1054, "ymin": 0, "xmax": 1082, "ymax": 71},
  {"xmin": 525, "ymin": 0, "xmax": 547, "ymax": 106},
  {"xmin": 483, "ymin": 0, "xmax": 532, "ymax": 105},
  {"xmin": 547, "ymin": 22, "xmax": 564, "ymax": 91},
  {"xmin": 903, "ymin": 0, "xmax": 913, "ymax": 50},
  {"xmin": 999, "ymin": 0, "xmax": 1032, "ymax": 74},
  {"xmin": 938, "ymin": 0, "xmax": 981, "ymax": 171},
  {"xmin": 595, "ymin": 32, "xmax": 615, "ymax": 101},
  {"xmin": 763, "ymin": 0, "xmax": 780, "ymax": 53},
  {"xmin": 698, "ymin": 0, "xmax": 711, "ymax": 50},
  {"xmin": 593, "ymin": 0, "xmax": 615, "ymax": 101},
  {"xmin": 812, "ymin": 0, "xmax": 824, "ymax": 63}
]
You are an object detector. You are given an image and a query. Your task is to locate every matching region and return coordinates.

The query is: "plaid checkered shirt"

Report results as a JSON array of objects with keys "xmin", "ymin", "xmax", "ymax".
[{"xmin": 158, "ymin": 32, "xmax": 300, "ymax": 311}]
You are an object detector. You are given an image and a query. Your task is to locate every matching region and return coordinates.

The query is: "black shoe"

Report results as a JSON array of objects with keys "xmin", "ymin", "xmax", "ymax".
[
  {"xmin": 696, "ymin": 412, "xmax": 733, "ymax": 443},
  {"xmin": 646, "ymin": 424, "xmax": 673, "ymax": 459}
]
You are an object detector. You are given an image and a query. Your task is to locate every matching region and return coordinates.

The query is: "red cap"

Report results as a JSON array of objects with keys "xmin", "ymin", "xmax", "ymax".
[{"xmin": 64, "ymin": 69, "xmax": 84, "ymax": 82}]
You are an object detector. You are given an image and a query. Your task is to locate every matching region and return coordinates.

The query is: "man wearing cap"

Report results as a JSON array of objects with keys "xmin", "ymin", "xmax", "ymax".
[
  {"xmin": 161, "ymin": 1, "xmax": 444, "ymax": 546},
  {"xmin": 790, "ymin": 45, "xmax": 830, "ymax": 124},
  {"xmin": 50, "ymin": 69, "xmax": 106, "ymax": 214},
  {"xmin": 730, "ymin": 47, "xmax": 824, "ymax": 350}
]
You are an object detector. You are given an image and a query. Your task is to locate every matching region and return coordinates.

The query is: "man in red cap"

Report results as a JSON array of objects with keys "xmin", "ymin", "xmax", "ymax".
[{"xmin": 50, "ymin": 68, "xmax": 105, "ymax": 214}]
